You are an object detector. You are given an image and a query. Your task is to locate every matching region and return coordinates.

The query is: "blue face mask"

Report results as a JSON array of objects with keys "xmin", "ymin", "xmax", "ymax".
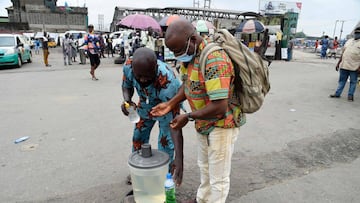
[{"xmin": 176, "ymin": 38, "xmax": 196, "ymax": 62}]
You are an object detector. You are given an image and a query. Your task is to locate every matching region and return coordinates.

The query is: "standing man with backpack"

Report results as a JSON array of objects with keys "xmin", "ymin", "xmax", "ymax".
[{"xmin": 150, "ymin": 19, "xmax": 244, "ymax": 203}]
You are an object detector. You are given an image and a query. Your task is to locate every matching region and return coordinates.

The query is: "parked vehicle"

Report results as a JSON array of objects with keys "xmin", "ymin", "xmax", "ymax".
[
  {"xmin": 110, "ymin": 30, "xmax": 132, "ymax": 55},
  {"xmin": 22, "ymin": 33, "xmax": 35, "ymax": 49},
  {"xmin": 0, "ymin": 34, "xmax": 32, "ymax": 68},
  {"xmin": 64, "ymin": 30, "xmax": 87, "ymax": 47}
]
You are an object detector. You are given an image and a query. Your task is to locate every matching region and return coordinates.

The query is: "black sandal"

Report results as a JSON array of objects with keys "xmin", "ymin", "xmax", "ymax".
[{"xmin": 126, "ymin": 174, "xmax": 132, "ymax": 185}]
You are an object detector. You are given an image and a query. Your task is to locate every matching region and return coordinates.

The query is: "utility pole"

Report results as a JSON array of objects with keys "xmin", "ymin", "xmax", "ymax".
[
  {"xmin": 333, "ymin": 20, "xmax": 339, "ymax": 39},
  {"xmin": 193, "ymin": 0, "xmax": 199, "ymax": 8},
  {"xmin": 339, "ymin": 20, "xmax": 345, "ymax": 40},
  {"xmin": 204, "ymin": 0, "xmax": 211, "ymax": 8}
]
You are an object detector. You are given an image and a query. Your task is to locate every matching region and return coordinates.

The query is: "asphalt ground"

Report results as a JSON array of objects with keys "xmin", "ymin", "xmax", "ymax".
[{"xmin": 0, "ymin": 47, "xmax": 359, "ymax": 203}]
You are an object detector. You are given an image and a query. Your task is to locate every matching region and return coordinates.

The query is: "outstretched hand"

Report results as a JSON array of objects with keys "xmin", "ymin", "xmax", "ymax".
[
  {"xmin": 150, "ymin": 102, "xmax": 172, "ymax": 117},
  {"xmin": 169, "ymin": 114, "xmax": 188, "ymax": 130}
]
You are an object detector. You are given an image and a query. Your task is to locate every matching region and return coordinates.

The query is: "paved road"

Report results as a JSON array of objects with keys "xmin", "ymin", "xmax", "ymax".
[{"xmin": 0, "ymin": 48, "xmax": 359, "ymax": 203}]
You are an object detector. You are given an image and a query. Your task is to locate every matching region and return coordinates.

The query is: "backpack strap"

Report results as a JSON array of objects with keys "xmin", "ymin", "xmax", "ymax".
[
  {"xmin": 238, "ymin": 40, "xmax": 253, "ymax": 83},
  {"xmin": 199, "ymin": 42, "xmax": 223, "ymax": 78}
]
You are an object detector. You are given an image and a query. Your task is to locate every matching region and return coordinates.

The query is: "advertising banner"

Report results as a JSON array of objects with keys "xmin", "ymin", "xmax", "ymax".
[{"xmin": 260, "ymin": 0, "xmax": 302, "ymax": 15}]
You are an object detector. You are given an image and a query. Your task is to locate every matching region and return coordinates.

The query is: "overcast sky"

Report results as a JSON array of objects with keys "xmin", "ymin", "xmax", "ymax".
[{"xmin": 1, "ymin": 0, "xmax": 359, "ymax": 37}]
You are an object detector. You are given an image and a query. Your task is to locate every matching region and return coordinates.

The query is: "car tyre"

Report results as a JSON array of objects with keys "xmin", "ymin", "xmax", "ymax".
[
  {"xmin": 16, "ymin": 55, "xmax": 22, "ymax": 68},
  {"xmin": 27, "ymin": 53, "xmax": 32, "ymax": 63}
]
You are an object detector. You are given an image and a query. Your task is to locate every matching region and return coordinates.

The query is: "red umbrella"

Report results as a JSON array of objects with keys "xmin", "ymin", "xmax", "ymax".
[
  {"xmin": 117, "ymin": 14, "xmax": 161, "ymax": 32},
  {"xmin": 159, "ymin": 15, "xmax": 186, "ymax": 27}
]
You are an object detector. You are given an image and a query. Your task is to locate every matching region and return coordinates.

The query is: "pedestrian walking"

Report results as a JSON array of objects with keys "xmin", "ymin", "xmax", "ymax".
[
  {"xmin": 141, "ymin": 28, "xmax": 155, "ymax": 51},
  {"xmin": 69, "ymin": 35, "xmax": 77, "ymax": 62},
  {"xmin": 82, "ymin": 24, "xmax": 101, "ymax": 80},
  {"xmin": 320, "ymin": 35, "xmax": 329, "ymax": 59},
  {"xmin": 77, "ymin": 33, "xmax": 86, "ymax": 65},
  {"xmin": 121, "ymin": 47, "xmax": 184, "ymax": 186},
  {"xmin": 41, "ymin": 32, "xmax": 51, "ymax": 67},
  {"xmin": 287, "ymin": 36, "xmax": 294, "ymax": 61},
  {"xmin": 34, "ymin": 38, "xmax": 40, "ymax": 55},
  {"xmin": 99, "ymin": 33, "xmax": 106, "ymax": 58},
  {"xmin": 106, "ymin": 34, "xmax": 114, "ymax": 57},
  {"xmin": 329, "ymin": 27, "xmax": 360, "ymax": 101},
  {"xmin": 314, "ymin": 39, "xmax": 319, "ymax": 53},
  {"xmin": 151, "ymin": 19, "xmax": 244, "ymax": 203},
  {"xmin": 62, "ymin": 34, "xmax": 72, "ymax": 66},
  {"xmin": 329, "ymin": 36, "xmax": 339, "ymax": 59},
  {"xmin": 131, "ymin": 32, "xmax": 141, "ymax": 55}
]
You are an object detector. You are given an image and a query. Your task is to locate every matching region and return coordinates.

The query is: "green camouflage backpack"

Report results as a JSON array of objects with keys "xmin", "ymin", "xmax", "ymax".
[{"xmin": 199, "ymin": 29, "xmax": 270, "ymax": 113}]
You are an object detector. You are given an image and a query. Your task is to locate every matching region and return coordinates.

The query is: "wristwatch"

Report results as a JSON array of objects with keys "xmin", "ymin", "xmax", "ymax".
[{"xmin": 187, "ymin": 113, "xmax": 195, "ymax": 121}]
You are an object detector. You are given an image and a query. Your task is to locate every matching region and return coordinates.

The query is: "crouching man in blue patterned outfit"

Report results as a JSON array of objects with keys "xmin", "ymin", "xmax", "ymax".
[{"xmin": 121, "ymin": 47, "xmax": 184, "ymax": 186}]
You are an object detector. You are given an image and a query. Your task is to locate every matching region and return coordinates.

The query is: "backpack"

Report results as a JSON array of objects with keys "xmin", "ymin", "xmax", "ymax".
[{"xmin": 199, "ymin": 29, "xmax": 270, "ymax": 113}]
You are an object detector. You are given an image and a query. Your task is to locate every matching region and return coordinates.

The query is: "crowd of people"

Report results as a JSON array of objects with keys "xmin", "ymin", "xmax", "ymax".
[{"xmin": 318, "ymin": 35, "xmax": 340, "ymax": 59}]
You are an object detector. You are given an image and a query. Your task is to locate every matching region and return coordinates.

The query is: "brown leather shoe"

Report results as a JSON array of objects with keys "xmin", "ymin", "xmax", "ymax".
[{"xmin": 348, "ymin": 95, "xmax": 354, "ymax": 101}]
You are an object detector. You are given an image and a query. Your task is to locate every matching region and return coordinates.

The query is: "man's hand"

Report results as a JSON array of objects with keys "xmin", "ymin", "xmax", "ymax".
[
  {"xmin": 336, "ymin": 64, "xmax": 339, "ymax": 71},
  {"xmin": 121, "ymin": 101, "xmax": 136, "ymax": 116},
  {"xmin": 170, "ymin": 114, "xmax": 188, "ymax": 130},
  {"xmin": 150, "ymin": 102, "xmax": 172, "ymax": 117},
  {"xmin": 171, "ymin": 157, "xmax": 183, "ymax": 187}
]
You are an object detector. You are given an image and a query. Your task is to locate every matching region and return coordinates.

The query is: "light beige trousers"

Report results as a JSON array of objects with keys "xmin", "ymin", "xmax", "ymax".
[{"xmin": 196, "ymin": 127, "xmax": 240, "ymax": 203}]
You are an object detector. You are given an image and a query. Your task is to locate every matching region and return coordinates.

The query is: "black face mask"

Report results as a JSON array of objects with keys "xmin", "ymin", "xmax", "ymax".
[{"xmin": 354, "ymin": 33, "xmax": 360, "ymax": 40}]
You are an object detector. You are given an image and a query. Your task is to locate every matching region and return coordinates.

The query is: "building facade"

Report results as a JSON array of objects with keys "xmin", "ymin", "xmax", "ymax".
[{"xmin": 5, "ymin": 0, "xmax": 88, "ymax": 32}]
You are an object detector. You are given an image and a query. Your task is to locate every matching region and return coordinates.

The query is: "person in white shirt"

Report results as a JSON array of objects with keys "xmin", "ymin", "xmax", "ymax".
[{"xmin": 141, "ymin": 28, "xmax": 155, "ymax": 51}]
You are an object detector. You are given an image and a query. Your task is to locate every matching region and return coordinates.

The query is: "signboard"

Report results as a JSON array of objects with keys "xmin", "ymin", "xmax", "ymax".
[{"xmin": 260, "ymin": 0, "xmax": 302, "ymax": 15}]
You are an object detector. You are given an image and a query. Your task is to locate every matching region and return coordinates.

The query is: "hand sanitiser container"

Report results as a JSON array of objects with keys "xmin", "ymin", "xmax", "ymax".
[
  {"xmin": 128, "ymin": 144, "xmax": 169, "ymax": 203},
  {"xmin": 124, "ymin": 102, "xmax": 140, "ymax": 123}
]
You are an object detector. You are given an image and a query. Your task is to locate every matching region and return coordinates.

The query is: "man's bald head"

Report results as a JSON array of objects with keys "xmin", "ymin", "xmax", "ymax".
[
  {"xmin": 132, "ymin": 47, "xmax": 157, "ymax": 72},
  {"xmin": 132, "ymin": 47, "xmax": 158, "ymax": 87},
  {"xmin": 165, "ymin": 19, "xmax": 195, "ymax": 44},
  {"xmin": 165, "ymin": 19, "xmax": 202, "ymax": 58}
]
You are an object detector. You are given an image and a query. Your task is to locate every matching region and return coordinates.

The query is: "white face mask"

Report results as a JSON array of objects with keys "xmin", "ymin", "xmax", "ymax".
[
  {"xmin": 176, "ymin": 38, "xmax": 194, "ymax": 62},
  {"xmin": 176, "ymin": 38, "xmax": 195, "ymax": 62}
]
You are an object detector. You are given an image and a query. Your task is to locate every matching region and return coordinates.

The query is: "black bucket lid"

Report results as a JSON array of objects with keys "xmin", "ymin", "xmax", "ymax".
[{"xmin": 128, "ymin": 144, "xmax": 169, "ymax": 169}]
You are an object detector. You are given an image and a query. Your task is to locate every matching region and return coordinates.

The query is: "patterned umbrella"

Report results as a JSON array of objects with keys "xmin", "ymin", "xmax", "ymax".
[
  {"xmin": 117, "ymin": 14, "xmax": 161, "ymax": 32},
  {"xmin": 236, "ymin": 19, "xmax": 265, "ymax": 33},
  {"xmin": 192, "ymin": 20, "xmax": 215, "ymax": 33},
  {"xmin": 159, "ymin": 15, "xmax": 186, "ymax": 27}
]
